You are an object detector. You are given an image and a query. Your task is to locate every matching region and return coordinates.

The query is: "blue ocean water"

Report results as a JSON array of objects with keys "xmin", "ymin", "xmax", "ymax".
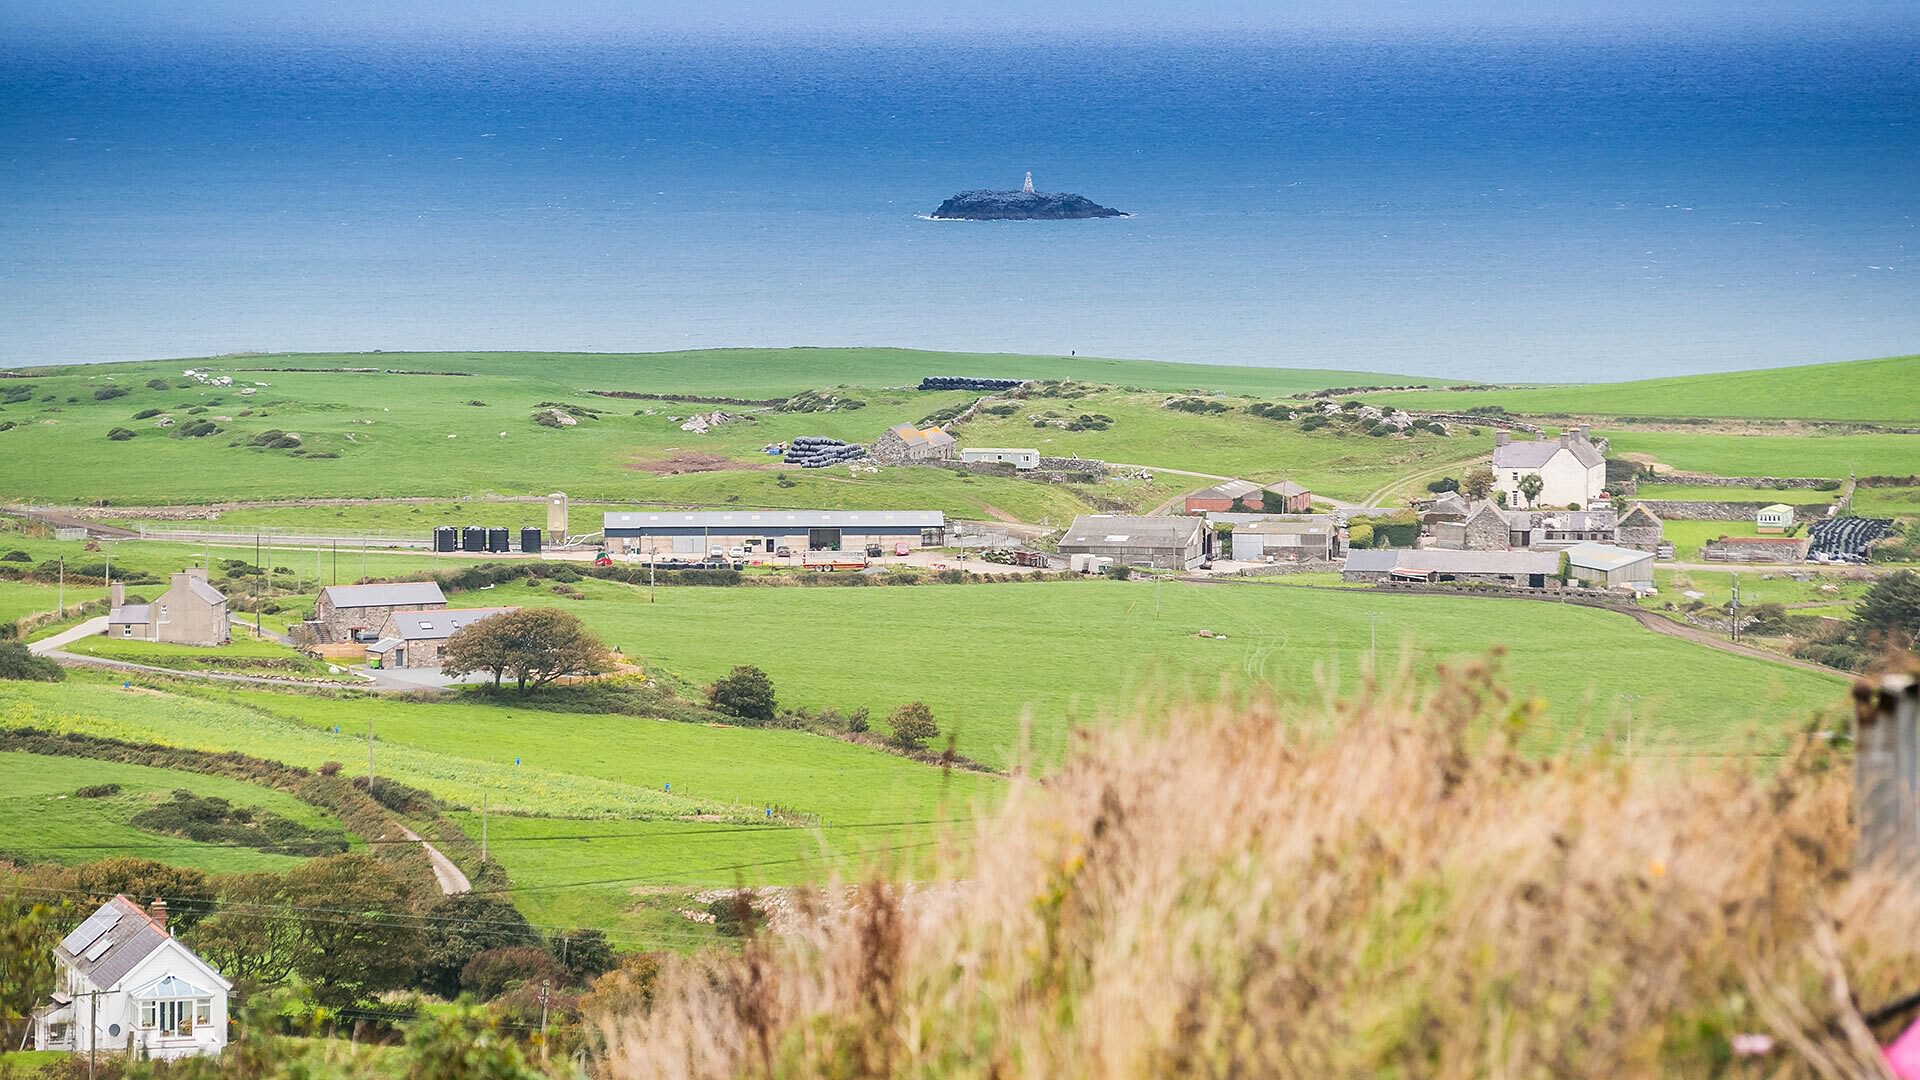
[{"xmin": 1, "ymin": 26, "xmax": 1915, "ymax": 379}]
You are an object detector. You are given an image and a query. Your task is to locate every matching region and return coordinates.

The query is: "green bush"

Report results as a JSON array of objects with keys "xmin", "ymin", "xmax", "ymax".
[
  {"xmin": 709, "ymin": 666, "xmax": 777, "ymax": 725},
  {"xmin": 107, "ymin": 427, "xmax": 136, "ymax": 441},
  {"xmin": 131, "ymin": 407, "xmax": 164, "ymax": 420},
  {"xmin": 75, "ymin": 783, "xmax": 121, "ymax": 798},
  {"xmin": 93, "ymin": 385, "xmax": 130, "ymax": 401},
  {"xmin": 0, "ymin": 642, "xmax": 64, "ymax": 682},
  {"xmin": 887, "ymin": 701, "xmax": 940, "ymax": 750},
  {"xmin": 130, "ymin": 789, "xmax": 349, "ymax": 856}
]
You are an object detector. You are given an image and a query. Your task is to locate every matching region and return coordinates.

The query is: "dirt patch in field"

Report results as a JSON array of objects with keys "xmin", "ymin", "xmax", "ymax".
[{"xmin": 626, "ymin": 451, "xmax": 767, "ymax": 476}]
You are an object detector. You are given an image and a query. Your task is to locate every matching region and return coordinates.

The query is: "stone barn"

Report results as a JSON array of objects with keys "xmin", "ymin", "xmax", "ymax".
[
  {"xmin": 871, "ymin": 423, "xmax": 957, "ymax": 464},
  {"xmin": 312, "ymin": 582, "xmax": 448, "ymax": 643}
]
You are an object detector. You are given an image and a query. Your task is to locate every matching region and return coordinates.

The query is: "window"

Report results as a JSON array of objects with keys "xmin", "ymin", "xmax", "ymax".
[{"xmin": 141, "ymin": 998, "xmax": 208, "ymax": 1036}]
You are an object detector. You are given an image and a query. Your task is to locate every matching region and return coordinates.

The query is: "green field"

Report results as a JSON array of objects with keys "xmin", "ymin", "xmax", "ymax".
[
  {"xmin": 1647, "ymin": 568, "xmax": 1870, "ymax": 612},
  {"xmin": 481, "ymin": 576, "xmax": 1845, "ymax": 768},
  {"xmin": 64, "ymin": 629, "xmax": 353, "ymax": 680},
  {"xmin": 1849, "ymin": 487, "xmax": 1920, "ymax": 519},
  {"xmin": 1603, "ymin": 430, "xmax": 1920, "ymax": 480},
  {"xmin": 1362, "ymin": 353, "xmax": 1920, "ymax": 423},
  {"xmin": 0, "ymin": 751, "xmax": 351, "ymax": 873},
  {"xmin": 0, "ymin": 580, "xmax": 68, "ymax": 623}
]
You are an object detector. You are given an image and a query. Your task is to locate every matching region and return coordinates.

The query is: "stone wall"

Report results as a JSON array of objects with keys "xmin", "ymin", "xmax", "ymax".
[
  {"xmin": 1701, "ymin": 537, "xmax": 1809, "ymax": 563},
  {"xmin": 1636, "ymin": 500, "xmax": 1829, "ymax": 522},
  {"xmin": 938, "ymin": 458, "xmax": 1107, "ymax": 483},
  {"xmin": 1644, "ymin": 475, "xmax": 1837, "ymax": 489}
]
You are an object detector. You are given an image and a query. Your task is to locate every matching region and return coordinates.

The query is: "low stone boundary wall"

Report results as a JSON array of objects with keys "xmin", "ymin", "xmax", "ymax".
[
  {"xmin": 1702, "ymin": 537, "xmax": 1810, "ymax": 563},
  {"xmin": 1646, "ymin": 474, "xmax": 1838, "ymax": 489},
  {"xmin": 1637, "ymin": 500, "xmax": 1830, "ymax": 522}
]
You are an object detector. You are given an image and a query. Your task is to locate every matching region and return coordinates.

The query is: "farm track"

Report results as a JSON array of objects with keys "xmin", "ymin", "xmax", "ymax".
[{"xmin": 398, "ymin": 824, "xmax": 472, "ymax": 895}]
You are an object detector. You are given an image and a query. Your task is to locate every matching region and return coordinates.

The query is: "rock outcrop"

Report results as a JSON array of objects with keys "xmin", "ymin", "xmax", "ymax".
[{"xmin": 930, "ymin": 186, "xmax": 1125, "ymax": 221}]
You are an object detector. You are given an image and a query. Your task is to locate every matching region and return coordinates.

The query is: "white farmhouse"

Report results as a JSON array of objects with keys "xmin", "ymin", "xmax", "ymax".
[
  {"xmin": 1491, "ymin": 427, "xmax": 1606, "ymax": 509},
  {"xmin": 32, "ymin": 896, "xmax": 231, "ymax": 1061}
]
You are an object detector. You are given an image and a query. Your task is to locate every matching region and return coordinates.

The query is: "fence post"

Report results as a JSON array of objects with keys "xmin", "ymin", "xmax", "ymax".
[{"xmin": 1854, "ymin": 673, "xmax": 1920, "ymax": 879}]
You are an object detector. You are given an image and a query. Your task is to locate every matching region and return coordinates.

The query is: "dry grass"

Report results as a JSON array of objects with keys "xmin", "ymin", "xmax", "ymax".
[{"xmin": 593, "ymin": 657, "xmax": 1919, "ymax": 1079}]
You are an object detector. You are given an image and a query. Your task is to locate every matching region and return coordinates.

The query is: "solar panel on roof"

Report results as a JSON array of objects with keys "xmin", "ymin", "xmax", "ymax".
[
  {"xmin": 83, "ymin": 933, "xmax": 118, "ymax": 961},
  {"xmin": 62, "ymin": 906, "xmax": 123, "ymax": 956}
]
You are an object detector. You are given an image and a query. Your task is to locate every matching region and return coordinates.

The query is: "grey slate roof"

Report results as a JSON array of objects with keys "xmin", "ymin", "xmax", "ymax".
[
  {"xmin": 1343, "ymin": 549, "xmax": 1401, "ymax": 573},
  {"xmin": 1492, "ymin": 433, "xmax": 1605, "ymax": 470},
  {"xmin": 1060, "ymin": 515, "xmax": 1204, "ymax": 548},
  {"xmin": 180, "ymin": 576, "xmax": 226, "ymax": 606},
  {"xmin": 1267, "ymin": 481, "xmax": 1310, "ymax": 497},
  {"xmin": 108, "ymin": 604, "xmax": 152, "ymax": 624},
  {"xmin": 320, "ymin": 582, "xmax": 448, "ymax": 609},
  {"xmin": 392, "ymin": 607, "xmax": 518, "ymax": 641},
  {"xmin": 58, "ymin": 896, "xmax": 168, "ymax": 991},
  {"xmin": 604, "ymin": 510, "xmax": 944, "ymax": 532}
]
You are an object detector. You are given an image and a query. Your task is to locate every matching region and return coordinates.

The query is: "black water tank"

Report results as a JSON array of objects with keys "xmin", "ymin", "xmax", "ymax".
[
  {"xmin": 488, "ymin": 527, "xmax": 510, "ymax": 553},
  {"xmin": 433, "ymin": 526, "xmax": 456, "ymax": 553},
  {"xmin": 462, "ymin": 526, "xmax": 486, "ymax": 552},
  {"xmin": 520, "ymin": 527, "xmax": 542, "ymax": 554}
]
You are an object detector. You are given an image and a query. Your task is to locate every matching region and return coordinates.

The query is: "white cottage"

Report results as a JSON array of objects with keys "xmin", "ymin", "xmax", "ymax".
[
  {"xmin": 1491, "ymin": 427, "xmax": 1607, "ymax": 509},
  {"xmin": 32, "ymin": 896, "xmax": 231, "ymax": 1060}
]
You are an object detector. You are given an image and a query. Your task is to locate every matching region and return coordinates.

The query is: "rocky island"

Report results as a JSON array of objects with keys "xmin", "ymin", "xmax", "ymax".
[{"xmin": 930, "ymin": 172, "xmax": 1126, "ymax": 221}]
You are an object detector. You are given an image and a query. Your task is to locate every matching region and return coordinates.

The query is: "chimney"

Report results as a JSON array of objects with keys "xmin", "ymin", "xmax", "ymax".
[
  {"xmin": 1576, "ymin": 425, "xmax": 1591, "ymax": 441},
  {"xmin": 1559, "ymin": 432, "xmax": 1571, "ymax": 448},
  {"xmin": 150, "ymin": 898, "xmax": 169, "ymax": 934},
  {"xmin": 109, "ymin": 582, "xmax": 125, "ymax": 609},
  {"xmin": 1494, "ymin": 431, "xmax": 1510, "ymax": 447}
]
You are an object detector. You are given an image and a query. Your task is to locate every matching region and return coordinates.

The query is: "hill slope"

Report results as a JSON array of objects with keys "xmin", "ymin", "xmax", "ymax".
[{"xmin": 1369, "ymin": 353, "xmax": 1920, "ymax": 423}]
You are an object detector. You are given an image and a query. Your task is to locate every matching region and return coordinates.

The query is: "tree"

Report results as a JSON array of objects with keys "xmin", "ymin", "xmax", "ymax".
[
  {"xmin": 549, "ymin": 928, "xmax": 616, "ymax": 986},
  {"xmin": 283, "ymin": 854, "xmax": 423, "ymax": 1010},
  {"xmin": 1851, "ymin": 569, "xmax": 1920, "ymax": 652},
  {"xmin": 1426, "ymin": 477, "xmax": 1460, "ymax": 494},
  {"xmin": 1517, "ymin": 473, "xmax": 1545, "ymax": 507},
  {"xmin": 1347, "ymin": 521, "xmax": 1374, "ymax": 549},
  {"xmin": 189, "ymin": 872, "xmax": 307, "ymax": 996},
  {"xmin": 461, "ymin": 945, "xmax": 562, "ymax": 1001},
  {"xmin": 66, "ymin": 859, "xmax": 214, "ymax": 933},
  {"xmin": 420, "ymin": 894, "xmax": 541, "ymax": 999},
  {"xmin": 442, "ymin": 608, "xmax": 614, "ymax": 693},
  {"xmin": 709, "ymin": 665, "xmax": 777, "ymax": 724},
  {"xmin": 888, "ymin": 702, "xmax": 939, "ymax": 751},
  {"xmin": 1556, "ymin": 551, "xmax": 1572, "ymax": 585},
  {"xmin": 1463, "ymin": 466, "xmax": 1497, "ymax": 500},
  {"xmin": 0, "ymin": 879, "xmax": 67, "ymax": 1051}
]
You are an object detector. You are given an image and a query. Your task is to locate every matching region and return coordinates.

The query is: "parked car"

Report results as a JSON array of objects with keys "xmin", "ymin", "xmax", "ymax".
[
  {"xmin": 865, "ymin": 544, "xmax": 884, "ymax": 558},
  {"xmin": 727, "ymin": 546, "xmax": 747, "ymax": 559},
  {"xmin": 775, "ymin": 545, "xmax": 793, "ymax": 558},
  {"xmin": 708, "ymin": 546, "xmax": 725, "ymax": 558},
  {"xmin": 893, "ymin": 542, "xmax": 911, "ymax": 556}
]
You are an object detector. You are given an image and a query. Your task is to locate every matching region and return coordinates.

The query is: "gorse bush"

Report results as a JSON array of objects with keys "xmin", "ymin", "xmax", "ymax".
[{"xmin": 594, "ymin": 663, "xmax": 1917, "ymax": 1079}]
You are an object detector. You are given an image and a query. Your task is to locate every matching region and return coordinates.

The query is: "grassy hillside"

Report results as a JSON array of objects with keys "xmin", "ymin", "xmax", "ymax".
[
  {"xmin": 0, "ymin": 349, "xmax": 1448, "ymax": 509},
  {"xmin": 0, "ymin": 751, "xmax": 350, "ymax": 873},
  {"xmin": 1603, "ymin": 430, "xmax": 1920, "ymax": 478},
  {"xmin": 1365, "ymin": 353, "xmax": 1920, "ymax": 423}
]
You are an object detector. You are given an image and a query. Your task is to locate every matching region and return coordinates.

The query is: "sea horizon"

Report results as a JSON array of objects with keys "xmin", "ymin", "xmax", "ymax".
[{"xmin": 3, "ymin": 20, "xmax": 1916, "ymax": 380}]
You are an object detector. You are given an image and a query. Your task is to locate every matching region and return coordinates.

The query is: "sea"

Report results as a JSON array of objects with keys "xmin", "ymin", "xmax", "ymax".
[{"xmin": 2, "ymin": 22, "xmax": 1917, "ymax": 381}]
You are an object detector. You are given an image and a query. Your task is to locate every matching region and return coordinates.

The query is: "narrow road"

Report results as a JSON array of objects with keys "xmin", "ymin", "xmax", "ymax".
[
  {"xmin": 398, "ymin": 825, "xmax": 472, "ymax": 895},
  {"xmin": 1620, "ymin": 607, "xmax": 1842, "ymax": 676},
  {"xmin": 28, "ymin": 616, "xmax": 108, "ymax": 654},
  {"xmin": 39, "ymin": 649, "xmax": 378, "ymax": 689},
  {"xmin": 230, "ymin": 613, "xmax": 294, "ymax": 645}
]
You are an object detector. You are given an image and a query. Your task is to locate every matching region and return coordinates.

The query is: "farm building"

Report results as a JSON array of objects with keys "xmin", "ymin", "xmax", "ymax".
[
  {"xmin": 1342, "ymin": 548, "xmax": 1562, "ymax": 588},
  {"xmin": 1617, "ymin": 504, "xmax": 1665, "ymax": 552},
  {"xmin": 365, "ymin": 606, "xmax": 518, "ymax": 670},
  {"xmin": 1563, "ymin": 543, "xmax": 1656, "ymax": 590},
  {"xmin": 871, "ymin": 423, "xmax": 957, "ymax": 464},
  {"xmin": 1183, "ymin": 480, "xmax": 1314, "ymax": 516},
  {"xmin": 1433, "ymin": 502, "xmax": 1619, "ymax": 551},
  {"xmin": 32, "ymin": 896, "xmax": 231, "ymax": 1060},
  {"xmin": 603, "ymin": 510, "xmax": 946, "ymax": 556},
  {"xmin": 1756, "ymin": 504, "xmax": 1796, "ymax": 534},
  {"xmin": 1207, "ymin": 513, "xmax": 1338, "ymax": 562},
  {"xmin": 1059, "ymin": 515, "xmax": 1209, "ymax": 570},
  {"xmin": 1703, "ymin": 535, "xmax": 1810, "ymax": 563},
  {"xmin": 959, "ymin": 447, "xmax": 1041, "ymax": 470},
  {"xmin": 1491, "ymin": 428, "xmax": 1606, "ymax": 508},
  {"xmin": 104, "ymin": 570, "xmax": 229, "ymax": 646},
  {"xmin": 312, "ymin": 581, "xmax": 448, "ymax": 644}
]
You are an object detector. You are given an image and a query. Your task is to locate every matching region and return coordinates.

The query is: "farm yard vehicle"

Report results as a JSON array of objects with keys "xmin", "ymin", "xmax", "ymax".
[{"xmin": 803, "ymin": 554, "xmax": 871, "ymax": 572}]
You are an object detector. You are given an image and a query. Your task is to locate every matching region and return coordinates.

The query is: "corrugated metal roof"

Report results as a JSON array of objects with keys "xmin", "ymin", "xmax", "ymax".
[
  {"xmin": 393, "ymin": 607, "xmax": 518, "ymax": 641},
  {"xmin": 1267, "ymin": 481, "xmax": 1310, "ymax": 497},
  {"xmin": 1345, "ymin": 549, "xmax": 1559, "ymax": 575},
  {"xmin": 960, "ymin": 447, "xmax": 1039, "ymax": 456},
  {"xmin": 604, "ymin": 510, "xmax": 945, "ymax": 531},
  {"xmin": 1564, "ymin": 543, "xmax": 1654, "ymax": 572},
  {"xmin": 320, "ymin": 582, "xmax": 448, "ymax": 609},
  {"xmin": 1060, "ymin": 515, "xmax": 1203, "ymax": 547},
  {"xmin": 1343, "ymin": 550, "xmax": 1401, "ymax": 572},
  {"xmin": 1225, "ymin": 516, "xmax": 1335, "ymax": 535},
  {"xmin": 1188, "ymin": 479, "xmax": 1262, "ymax": 501},
  {"xmin": 888, "ymin": 424, "xmax": 956, "ymax": 448},
  {"xmin": 366, "ymin": 637, "xmax": 402, "ymax": 654}
]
